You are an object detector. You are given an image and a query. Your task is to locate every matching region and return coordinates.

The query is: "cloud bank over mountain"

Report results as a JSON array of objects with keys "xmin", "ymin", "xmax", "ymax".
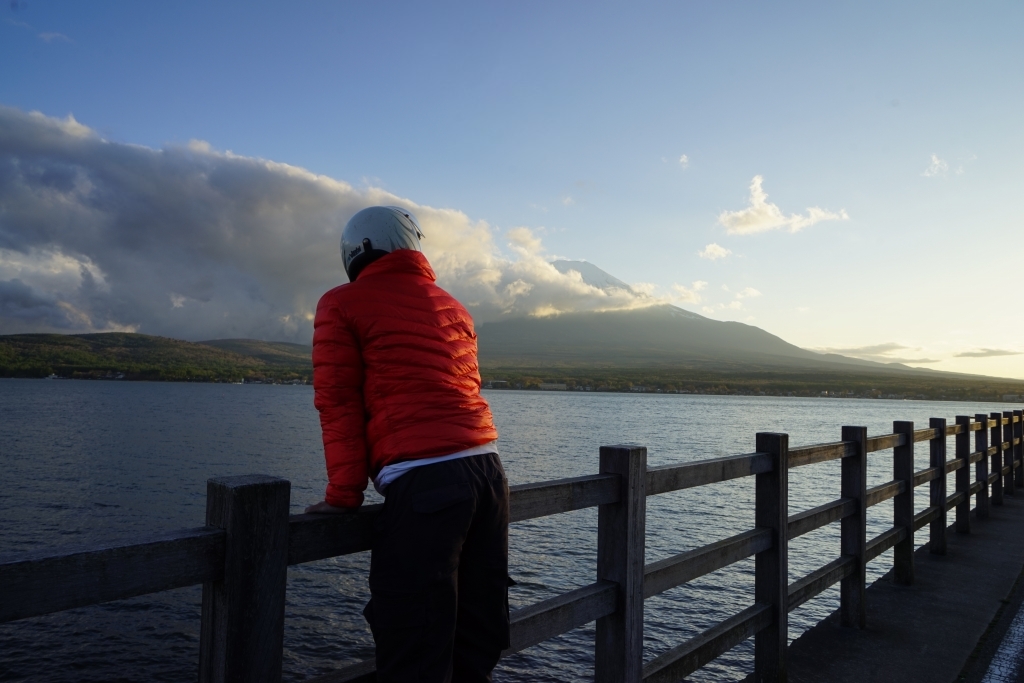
[{"xmin": 0, "ymin": 106, "xmax": 659, "ymax": 341}]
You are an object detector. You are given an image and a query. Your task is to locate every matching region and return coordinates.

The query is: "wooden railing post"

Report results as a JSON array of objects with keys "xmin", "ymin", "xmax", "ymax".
[
  {"xmin": 893, "ymin": 421, "xmax": 915, "ymax": 585},
  {"xmin": 1015, "ymin": 409, "xmax": 1024, "ymax": 489},
  {"xmin": 1004, "ymin": 411, "xmax": 1015, "ymax": 496},
  {"xmin": 991, "ymin": 412, "xmax": 1004, "ymax": 506},
  {"xmin": 595, "ymin": 445, "xmax": 646, "ymax": 683},
  {"xmin": 754, "ymin": 433, "xmax": 788, "ymax": 683},
  {"xmin": 975, "ymin": 414, "xmax": 991, "ymax": 520},
  {"xmin": 955, "ymin": 416, "xmax": 972, "ymax": 534},
  {"xmin": 199, "ymin": 475, "xmax": 290, "ymax": 683},
  {"xmin": 929, "ymin": 418, "xmax": 947, "ymax": 555},
  {"xmin": 840, "ymin": 426, "xmax": 867, "ymax": 628}
]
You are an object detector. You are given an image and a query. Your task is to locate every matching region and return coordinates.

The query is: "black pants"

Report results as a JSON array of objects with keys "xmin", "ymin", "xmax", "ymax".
[{"xmin": 365, "ymin": 453, "xmax": 510, "ymax": 683}]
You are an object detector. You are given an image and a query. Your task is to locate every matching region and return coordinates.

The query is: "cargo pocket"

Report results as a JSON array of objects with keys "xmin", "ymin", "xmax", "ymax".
[{"xmin": 412, "ymin": 481, "xmax": 472, "ymax": 514}]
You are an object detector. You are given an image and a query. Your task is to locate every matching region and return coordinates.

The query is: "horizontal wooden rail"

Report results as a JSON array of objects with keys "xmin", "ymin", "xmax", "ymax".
[
  {"xmin": 946, "ymin": 491, "xmax": 966, "ymax": 511},
  {"xmin": 866, "ymin": 433, "xmax": 904, "ymax": 452},
  {"xmin": 913, "ymin": 467, "xmax": 942, "ymax": 487},
  {"xmin": 970, "ymin": 481, "xmax": 984, "ymax": 495},
  {"xmin": 913, "ymin": 506, "xmax": 942, "ymax": 532},
  {"xmin": 787, "ymin": 556, "xmax": 855, "ymax": 612},
  {"xmin": 509, "ymin": 474, "xmax": 621, "ymax": 523},
  {"xmin": 788, "ymin": 499, "xmax": 855, "ymax": 539},
  {"xmin": 913, "ymin": 427, "xmax": 941, "ymax": 443},
  {"xmin": 946, "ymin": 458, "xmax": 964, "ymax": 474},
  {"xmin": 866, "ymin": 480, "xmax": 904, "ymax": 507},
  {"xmin": 644, "ymin": 529, "xmax": 771, "ymax": 598},
  {"xmin": 788, "ymin": 441, "xmax": 854, "ymax": 468},
  {"xmin": 641, "ymin": 603, "xmax": 772, "ymax": 683},
  {"xmin": 865, "ymin": 526, "xmax": 907, "ymax": 563},
  {"xmin": 505, "ymin": 581, "xmax": 618, "ymax": 656},
  {"xmin": 0, "ymin": 527, "xmax": 224, "ymax": 624},
  {"xmin": 646, "ymin": 452, "xmax": 771, "ymax": 495}
]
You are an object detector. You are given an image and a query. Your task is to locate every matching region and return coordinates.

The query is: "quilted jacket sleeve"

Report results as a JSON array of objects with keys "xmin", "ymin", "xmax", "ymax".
[{"xmin": 312, "ymin": 294, "xmax": 368, "ymax": 508}]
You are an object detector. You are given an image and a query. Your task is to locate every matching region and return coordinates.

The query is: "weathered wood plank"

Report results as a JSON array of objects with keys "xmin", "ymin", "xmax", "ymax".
[
  {"xmin": 893, "ymin": 421, "xmax": 915, "ymax": 585},
  {"xmin": 913, "ymin": 427, "xmax": 942, "ymax": 443},
  {"xmin": 930, "ymin": 418, "xmax": 948, "ymax": 555},
  {"xmin": 865, "ymin": 480, "xmax": 904, "ymax": 508},
  {"xmin": 288, "ymin": 474, "xmax": 622, "ymax": 566},
  {"xmin": 754, "ymin": 433, "xmax": 788, "ymax": 681},
  {"xmin": 865, "ymin": 526, "xmax": 907, "ymax": 563},
  {"xmin": 912, "ymin": 505, "xmax": 942, "ymax": 532},
  {"xmin": 867, "ymin": 433, "xmax": 904, "ymax": 452},
  {"xmin": 646, "ymin": 452, "xmax": 772, "ymax": 495},
  {"xmin": 956, "ymin": 416, "xmax": 973, "ymax": 534},
  {"xmin": 913, "ymin": 467, "xmax": 942, "ymax": 487},
  {"xmin": 840, "ymin": 426, "xmax": 867, "ymax": 629},
  {"xmin": 507, "ymin": 580, "xmax": 618, "ymax": 655},
  {"xmin": 642, "ymin": 604, "xmax": 772, "ymax": 683},
  {"xmin": 1003, "ymin": 413, "xmax": 1016, "ymax": 496},
  {"xmin": 945, "ymin": 491, "xmax": 966, "ymax": 511},
  {"xmin": 1015, "ymin": 410, "xmax": 1024, "ymax": 489},
  {"xmin": 946, "ymin": 423, "xmax": 965, "ymax": 436},
  {"xmin": 946, "ymin": 458, "xmax": 965, "ymax": 474},
  {"xmin": 643, "ymin": 529, "xmax": 772, "ymax": 598},
  {"xmin": 199, "ymin": 475, "xmax": 290, "ymax": 683},
  {"xmin": 970, "ymin": 481, "xmax": 984, "ymax": 495},
  {"xmin": 991, "ymin": 413, "xmax": 1005, "ymax": 506},
  {"xmin": 0, "ymin": 527, "xmax": 224, "ymax": 624},
  {"xmin": 287, "ymin": 507, "xmax": 379, "ymax": 565},
  {"xmin": 788, "ymin": 441, "xmax": 853, "ymax": 468},
  {"xmin": 788, "ymin": 556, "xmax": 855, "ymax": 612},
  {"xmin": 509, "ymin": 474, "xmax": 620, "ymax": 522},
  {"xmin": 595, "ymin": 445, "xmax": 646, "ymax": 683},
  {"xmin": 788, "ymin": 498, "xmax": 855, "ymax": 540}
]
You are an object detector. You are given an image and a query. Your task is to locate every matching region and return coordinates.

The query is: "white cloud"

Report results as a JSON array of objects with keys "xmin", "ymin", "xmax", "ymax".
[
  {"xmin": 955, "ymin": 348, "xmax": 1021, "ymax": 358},
  {"xmin": 735, "ymin": 287, "xmax": 761, "ymax": 299},
  {"xmin": 698, "ymin": 243, "xmax": 731, "ymax": 260},
  {"xmin": 39, "ymin": 32, "xmax": 72, "ymax": 43},
  {"xmin": 672, "ymin": 280, "xmax": 707, "ymax": 304},
  {"xmin": 922, "ymin": 154, "xmax": 949, "ymax": 177},
  {"xmin": 813, "ymin": 342, "xmax": 940, "ymax": 365},
  {"xmin": 718, "ymin": 175, "xmax": 849, "ymax": 235},
  {"xmin": 561, "ymin": 195, "xmax": 574, "ymax": 206},
  {"xmin": 679, "ymin": 154, "xmax": 689, "ymax": 169},
  {"xmin": 0, "ymin": 105, "xmax": 662, "ymax": 339}
]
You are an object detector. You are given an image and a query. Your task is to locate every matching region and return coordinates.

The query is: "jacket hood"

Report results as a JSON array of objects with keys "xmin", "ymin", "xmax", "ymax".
[{"xmin": 357, "ymin": 248, "xmax": 437, "ymax": 283}]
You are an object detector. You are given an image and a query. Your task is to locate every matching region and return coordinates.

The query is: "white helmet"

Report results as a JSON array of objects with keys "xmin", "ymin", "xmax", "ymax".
[{"xmin": 340, "ymin": 206, "xmax": 424, "ymax": 281}]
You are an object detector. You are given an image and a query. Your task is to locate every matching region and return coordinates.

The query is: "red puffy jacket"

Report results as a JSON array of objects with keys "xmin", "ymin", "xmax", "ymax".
[{"xmin": 312, "ymin": 249, "xmax": 498, "ymax": 508}]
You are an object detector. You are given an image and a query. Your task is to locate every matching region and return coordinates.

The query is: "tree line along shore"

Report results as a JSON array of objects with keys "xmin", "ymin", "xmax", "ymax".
[{"xmin": 3, "ymin": 332, "xmax": 1024, "ymax": 402}]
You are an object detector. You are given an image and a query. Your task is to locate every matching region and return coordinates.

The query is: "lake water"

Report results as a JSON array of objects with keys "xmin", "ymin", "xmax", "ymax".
[{"xmin": 0, "ymin": 378, "xmax": 1016, "ymax": 682}]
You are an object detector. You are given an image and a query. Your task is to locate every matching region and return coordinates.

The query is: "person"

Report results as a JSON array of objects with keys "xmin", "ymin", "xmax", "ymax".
[{"xmin": 305, "ymin": 205, "xmax": 510, "ymax": 683}]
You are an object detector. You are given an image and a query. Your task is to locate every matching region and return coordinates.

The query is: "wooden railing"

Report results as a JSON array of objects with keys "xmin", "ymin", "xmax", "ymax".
[{"xmin": 2, "ymin": 409, "xmax": 1023, "ymax": 683}]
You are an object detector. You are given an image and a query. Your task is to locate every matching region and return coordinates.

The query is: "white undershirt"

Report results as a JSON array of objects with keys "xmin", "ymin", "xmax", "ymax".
[{"xmin": 373, "ymin": 441, "xmax": 499, "ymax": 495}]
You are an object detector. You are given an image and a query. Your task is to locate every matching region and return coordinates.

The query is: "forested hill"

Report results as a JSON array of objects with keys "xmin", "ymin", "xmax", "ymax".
[
  {"xmin": 0, "ymin": 333, "xmax": 312, "ymax": 382},
  {"xmin": 3, "ymin": 331, "xmax": 1024, "ymax": 402}
]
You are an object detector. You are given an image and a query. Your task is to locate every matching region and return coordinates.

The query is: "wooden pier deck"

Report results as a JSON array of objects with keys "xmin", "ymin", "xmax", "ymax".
[{"xmin": 788, "ymin": 496, "xmax": 1024, "ymax": 683}]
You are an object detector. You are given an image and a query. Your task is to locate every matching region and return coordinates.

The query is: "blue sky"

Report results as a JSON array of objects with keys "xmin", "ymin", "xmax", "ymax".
[{"xmin": 2, "ymin": 1, "xmax": 1023, "ymax": 376}]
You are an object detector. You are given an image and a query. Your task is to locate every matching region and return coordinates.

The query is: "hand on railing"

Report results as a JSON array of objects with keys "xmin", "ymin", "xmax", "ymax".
[{"xmin": 304, "ymin": 500, "xmax": 356, "ymax": 514}]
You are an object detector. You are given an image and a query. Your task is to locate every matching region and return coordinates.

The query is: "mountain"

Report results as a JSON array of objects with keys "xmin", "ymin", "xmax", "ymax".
[
  {"xmin": 551, "ymin": 260, "xmax": 635, "ymax": 293},
  {"xmin": 477, "ymin": 261, "xmax": 962, "ymax": 377}
]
